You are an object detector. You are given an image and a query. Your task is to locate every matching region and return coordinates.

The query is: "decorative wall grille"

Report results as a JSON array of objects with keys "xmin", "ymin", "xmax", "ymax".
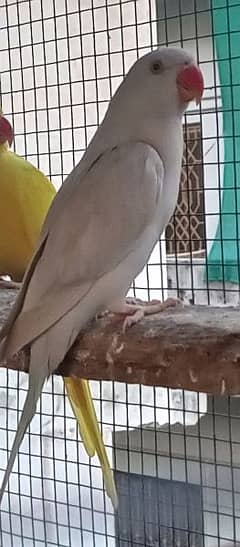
[{"xmin": 166, "ymin": 123, "xmax": 205, "ymax": 256}]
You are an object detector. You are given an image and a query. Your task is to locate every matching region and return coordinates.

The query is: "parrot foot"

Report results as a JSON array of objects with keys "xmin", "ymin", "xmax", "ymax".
[
  {"xmin": 0, "ymin": 278, "xmax": 21, "ymax": 290},
  {"xmin": 109, "ymin": 297, "xmax": 182, "ymax": 333}
]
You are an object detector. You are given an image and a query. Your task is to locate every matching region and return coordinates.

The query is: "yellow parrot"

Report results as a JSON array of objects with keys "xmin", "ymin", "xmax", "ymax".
[{"xmin": 0, "ymin": 110, "xmax": 117, "ymax": 508}]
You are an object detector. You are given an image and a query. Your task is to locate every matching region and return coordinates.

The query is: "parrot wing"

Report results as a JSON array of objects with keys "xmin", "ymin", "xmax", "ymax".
[
  {"xmin": 1, "ymin": 141, "xmax": 164, "ymax": 360},
  {"xmin": 1, "ymin": 150, "xmax": 56, "ymax": 251},
  {"xmin": 0, "ymin": 149, "xmax": 56, "ymax": 280},
  {"xmin": 12, "ymin": 152, "xmax": 56, "ymax": 248}
]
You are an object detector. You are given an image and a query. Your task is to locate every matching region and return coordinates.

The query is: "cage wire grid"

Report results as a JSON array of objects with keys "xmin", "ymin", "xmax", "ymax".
[{"xmin": 0, "ymin": 0, "xmax": 240, "ymax": 545}]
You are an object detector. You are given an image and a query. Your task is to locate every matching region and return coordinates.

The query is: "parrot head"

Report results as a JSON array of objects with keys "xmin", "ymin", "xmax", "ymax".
[
  {"xmin": 110, "ymin": 47, "xmax": 204, "ymax": 119},
  {"xmin": 147, "ymin": 48, "xmax": 204, "ymax": 108},
  {"xmin": 0, "ymin": 113, "xmax": 14, "ymax": 147}
]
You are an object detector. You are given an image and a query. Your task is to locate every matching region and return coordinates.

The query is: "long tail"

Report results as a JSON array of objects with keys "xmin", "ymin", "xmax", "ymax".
[
  {"xmin": 64, "ymin": 377, "xmax": 118, "ymax": 510},
  {"xmin": 0, "ymin": 338, "xmax": 47, "ymax": 503}
]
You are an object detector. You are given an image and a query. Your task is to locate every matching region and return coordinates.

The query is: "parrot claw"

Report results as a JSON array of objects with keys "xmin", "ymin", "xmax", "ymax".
[
  {"xmin": 122, "ymin": 308, "xmax": 145, "ymax": 333},
  {"xmin": 110, "ymin": 297, "xmax": 183, "ymax": 334}
]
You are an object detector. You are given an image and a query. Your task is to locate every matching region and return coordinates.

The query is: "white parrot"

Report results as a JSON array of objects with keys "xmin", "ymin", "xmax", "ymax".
[{"xmin": 0, "ymin": 47, "xmax": 204, "ymax": 504}]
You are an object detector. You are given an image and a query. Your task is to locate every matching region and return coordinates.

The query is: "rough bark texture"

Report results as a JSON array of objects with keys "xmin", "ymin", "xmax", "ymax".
[{"xmin": 1, "ymin": 288, "xmax": 240, "ymax": 395}]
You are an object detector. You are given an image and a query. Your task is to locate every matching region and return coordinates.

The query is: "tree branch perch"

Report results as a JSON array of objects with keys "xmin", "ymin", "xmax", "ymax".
[{"xmin": 1, "ymin": 288, "xmax": 240, "ymax": 395}]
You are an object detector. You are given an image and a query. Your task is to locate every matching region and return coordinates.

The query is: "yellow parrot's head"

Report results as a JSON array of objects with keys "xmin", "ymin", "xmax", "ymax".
[{"xmin": 0, "ymin": 114, "xmax": 14, "ymax": 147}]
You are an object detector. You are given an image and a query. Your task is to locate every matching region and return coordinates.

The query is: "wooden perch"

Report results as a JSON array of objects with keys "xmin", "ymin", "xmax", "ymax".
[{"xmin": 1, "ymin": 288, "xmax": 240, "ymax": 395}]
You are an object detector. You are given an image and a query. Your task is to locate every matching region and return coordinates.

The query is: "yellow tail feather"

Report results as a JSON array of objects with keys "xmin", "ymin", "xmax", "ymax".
[{"xmin": 64, "ymin": 377, "xmax": 118, "ymax": 510}]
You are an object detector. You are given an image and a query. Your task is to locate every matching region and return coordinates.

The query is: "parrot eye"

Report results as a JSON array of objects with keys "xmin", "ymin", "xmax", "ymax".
[{"xmin": 151, "ymin": 61, "xmax": 164, "ymax": 74}]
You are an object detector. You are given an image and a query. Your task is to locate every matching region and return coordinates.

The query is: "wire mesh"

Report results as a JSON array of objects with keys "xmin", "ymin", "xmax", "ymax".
[{"xmin": 0, "ymin": 0, "xmax": 240, "ymax": 545}]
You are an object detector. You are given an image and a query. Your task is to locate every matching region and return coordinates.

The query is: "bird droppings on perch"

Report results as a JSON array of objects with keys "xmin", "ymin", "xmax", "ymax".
[
  {"xmin": 115, "ymin": 342, "xmax": 125, "ymax": 354},
  {"xmin": 106, "ymin": 350, "xmax": 114, "ymax": 367},
  {"xmin": 2, "ymin": 288, "xmax": 240, "ymax": 395},
  {"xmin": 220, "ymin": 378, "xmax": 226, "ymax": 395},
  {"xmin": 189, "ymin": 368, "xmax": 198, "ymax": 383},
  {"xmin": 76, "ymin": 349, "xmax": 91, "ymax": 367},
  {"xmin": 105, "ymin": 332, "xmax": 125, "ymax": 366}
]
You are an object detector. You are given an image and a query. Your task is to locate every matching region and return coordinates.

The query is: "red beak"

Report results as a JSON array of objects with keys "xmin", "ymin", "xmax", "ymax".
[
  {"xmin": 0, "ymin": 115, "xmax": 14, "ymax": 147},
  {"xmin": 177, "ymin": 64, "xmax": 204, "ymax": 106}
]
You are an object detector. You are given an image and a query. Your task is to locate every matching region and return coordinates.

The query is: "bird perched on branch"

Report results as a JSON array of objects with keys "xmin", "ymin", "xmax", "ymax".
[
  {"xmin": 0, "ymin": 47, "xmax": 204, "ymax": 507},
  {"xmin": 0, "ymin": 109, "xmax": 118, "ymax": 508}
]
